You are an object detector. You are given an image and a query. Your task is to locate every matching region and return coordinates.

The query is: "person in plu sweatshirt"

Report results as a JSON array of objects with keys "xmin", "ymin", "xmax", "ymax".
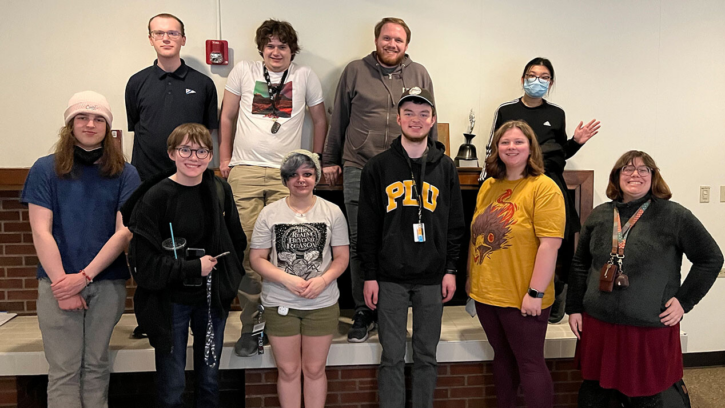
[
  {"xmin": 358, "ymin": 88, "xmax": 464, "ymax": 408},
  {"xmin": 322, "ymin": 17, "xmax": 436, "ymax": 343}
]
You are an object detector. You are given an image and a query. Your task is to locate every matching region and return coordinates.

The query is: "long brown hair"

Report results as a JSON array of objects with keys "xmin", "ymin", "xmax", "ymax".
[
  {"xmin": 485, "ymin": 120, "xmax": 544, "ymax": 179},
  {"xmin": 54, "ymin": 120, "xmax": 126, "ymax": 178},
  {"xmin": 606, "ymin": 150, "xmax": 672, "ymax": 201}
]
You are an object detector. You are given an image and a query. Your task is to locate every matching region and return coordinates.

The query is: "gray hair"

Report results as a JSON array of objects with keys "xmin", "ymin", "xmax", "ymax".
[{"xmin": 280, "ymin": 152, "xmax": 320, "ymax": 186}]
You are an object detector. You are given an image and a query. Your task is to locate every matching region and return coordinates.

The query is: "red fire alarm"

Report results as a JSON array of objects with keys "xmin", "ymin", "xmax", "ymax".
[{"xmin": 206, "ymin": 40, "xmax": 229, "ymax": 65}]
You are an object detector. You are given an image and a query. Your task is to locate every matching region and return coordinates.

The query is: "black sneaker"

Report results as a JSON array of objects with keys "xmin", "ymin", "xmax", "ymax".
[
  {"xmin": 348, "ymin": 310, "xmax": 375, "ymax": 343},
  {"xmin": 234, "ymin": 333, "xmax": 259, "ymax": 357}
]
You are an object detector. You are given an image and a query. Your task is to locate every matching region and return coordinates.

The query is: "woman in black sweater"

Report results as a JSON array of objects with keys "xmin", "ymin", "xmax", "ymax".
[
  {"xmin": 566, "ymin": 150, "xmax": 723, "ymax": 407},
  {"xmin": 481, "ymin": 57, "xmax": 601, "ymax": 322}
]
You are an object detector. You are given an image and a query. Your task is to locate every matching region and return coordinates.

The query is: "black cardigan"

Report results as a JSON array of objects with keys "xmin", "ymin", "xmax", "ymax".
[
  {"xmin": 566, "ymin": 195, "xmax": 723, "ymax": 327},
  {"xmin": 121, "ymin": 169, "xmax": 246, "ymax": 353}
]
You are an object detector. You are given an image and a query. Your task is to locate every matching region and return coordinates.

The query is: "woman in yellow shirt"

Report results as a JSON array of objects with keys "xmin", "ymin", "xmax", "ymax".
[{"xmin": 467, "ymin": 120, "xmax": 565, "ymax": 408}]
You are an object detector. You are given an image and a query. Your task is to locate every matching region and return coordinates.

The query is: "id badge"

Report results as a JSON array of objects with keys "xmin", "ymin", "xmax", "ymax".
[
  {"xmin": 252, "ymin": 322, "xmax": 265, "ymax": 335},
  {"xmin": 413, "ymin": 223, "xmax": 426, "ymax": 243}
]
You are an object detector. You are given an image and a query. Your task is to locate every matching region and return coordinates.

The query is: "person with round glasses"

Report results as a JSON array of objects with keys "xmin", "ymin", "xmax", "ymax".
[
  {"xmin": 481, "ymin": 57, "xmax": 601, "ymax": 323},
  {"xmin": 567, "ymin": 150, "xmax": 722, "ymax": 407},
  {"xmin": 123, "ymin": 123, "xmax": 247, "ymax": 407}
]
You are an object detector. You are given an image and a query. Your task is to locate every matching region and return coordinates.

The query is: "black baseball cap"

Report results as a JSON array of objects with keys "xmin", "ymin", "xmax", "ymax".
[{"xmin": 398, "ymin": 87, "xmax": 435, "ymax": 109}]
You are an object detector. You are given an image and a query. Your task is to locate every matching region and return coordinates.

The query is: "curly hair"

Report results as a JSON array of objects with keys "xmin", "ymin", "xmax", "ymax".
[{"xmin": 255, "ymin": 19, "xmax": 300, "ymax": 59}]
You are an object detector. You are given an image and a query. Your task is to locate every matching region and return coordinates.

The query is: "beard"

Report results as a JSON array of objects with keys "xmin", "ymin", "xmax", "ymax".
[
  {"xmin": 401, "ymin": 130, "xmax": 428, "ymax": 143},
  {"xmin": 376, "ymin": 45, "xmax": 405, "ymax": 67}
]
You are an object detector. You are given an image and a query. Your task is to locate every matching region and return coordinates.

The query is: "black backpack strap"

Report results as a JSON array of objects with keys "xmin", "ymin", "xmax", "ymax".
[{"xmin": 214, "ymin": 177, "xmax": 225, "ymax": 213}]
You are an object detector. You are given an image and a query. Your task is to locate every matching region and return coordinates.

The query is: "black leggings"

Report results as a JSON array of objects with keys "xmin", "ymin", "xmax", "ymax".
[{"xmin": 578, "ymin": 380, "xmax": 690, "ymax": 408}]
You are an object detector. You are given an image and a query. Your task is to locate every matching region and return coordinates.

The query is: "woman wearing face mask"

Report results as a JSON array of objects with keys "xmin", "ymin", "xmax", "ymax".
[
  {"xmin": 481, "ymin": 57, "xmax": 601, "ymax": 323},
  {"xmin": 22, "ymin": 91, "xmax": 140, "ymax": 407}
]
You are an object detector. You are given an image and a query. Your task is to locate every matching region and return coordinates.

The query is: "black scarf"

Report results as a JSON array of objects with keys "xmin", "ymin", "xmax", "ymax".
[{"xmin": 73, "ymin": 146, "xmax": 103, "ymax": 165}]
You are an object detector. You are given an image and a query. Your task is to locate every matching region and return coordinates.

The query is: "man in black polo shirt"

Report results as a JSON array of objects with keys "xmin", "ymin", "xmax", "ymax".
[{"xmin": 126, "ymin": 13, "xmax": 218, "ymax": 181}]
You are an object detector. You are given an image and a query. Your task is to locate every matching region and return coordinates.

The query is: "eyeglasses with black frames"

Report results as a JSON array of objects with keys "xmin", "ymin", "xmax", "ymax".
[
  {"xmin": 176, "ymin": 146, "xmax": 210, "ymax": 159},
  {"xmin": 525, "ymin": 73, "xmax": 552, "ymax": 83}
]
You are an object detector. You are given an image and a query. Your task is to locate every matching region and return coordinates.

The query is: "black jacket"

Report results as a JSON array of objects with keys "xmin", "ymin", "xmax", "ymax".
[
  {"xmin": 121, "ymin": 169, "xmax": 246, "ymax": 353},
  {"xmin": 566, "ymin": 195, "xmax": 723, "ymax": 327},
  {"xmin": 485, "ymin": 99, "xmax": 581, "ymax": 237},
  {"xmin": 358, "ymin": 136, "xmax": 465, "ymax": 284}
]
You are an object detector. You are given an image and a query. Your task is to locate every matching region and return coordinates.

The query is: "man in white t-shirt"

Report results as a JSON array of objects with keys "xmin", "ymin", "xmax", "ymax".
[{"xmin": 219, "ymin": 19, "xmax": 327, "ymax": 356}]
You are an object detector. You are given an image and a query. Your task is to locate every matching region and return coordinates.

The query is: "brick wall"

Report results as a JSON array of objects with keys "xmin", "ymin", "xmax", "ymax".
[
  {"xmin": 0, "ymin": 378, "xmax": 17, "ymax": 408},
  {"xmin": 246, "ymin": 361, "xmax": 582, "ymax": 408},
  {"xmin": 2, "ymin": 360, "xmax": 581, "ymax": 408},
  {"xmin": 0, "ymin": 190, "xmax": 42, "ymax": 315}
]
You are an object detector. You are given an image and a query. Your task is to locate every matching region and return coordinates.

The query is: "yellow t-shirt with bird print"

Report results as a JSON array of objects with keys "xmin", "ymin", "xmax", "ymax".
[{"xmin": 468, "ymin": 174, "xmax": 565, "ymax": 309}]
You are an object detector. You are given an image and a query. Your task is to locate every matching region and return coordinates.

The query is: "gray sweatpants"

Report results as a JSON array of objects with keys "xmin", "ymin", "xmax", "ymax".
[
  {"xmin": 37, "ymin": 278, "xmax": 126, "ymax": 408},
  {"xmin": 377, "ymin": 281, "xmax": 443, "ymax": 408}
]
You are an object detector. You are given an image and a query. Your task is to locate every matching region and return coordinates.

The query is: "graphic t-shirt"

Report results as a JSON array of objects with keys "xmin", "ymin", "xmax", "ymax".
[
  {"xmin": 251, "ymin": 197, "xmax": 349, "ymax": 310},
  {"xmin": 225, "ymin": 61, "xmax": 324, "ymax": 168},
  {"xmin": 468, "ymin": 175, "xmax": 565, "ymax": 309}
]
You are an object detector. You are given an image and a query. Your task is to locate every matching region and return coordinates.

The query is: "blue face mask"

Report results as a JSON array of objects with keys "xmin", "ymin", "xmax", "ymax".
[{"xmin": 523, "ymin": 77, "xmax": 549, "ymax": 98}]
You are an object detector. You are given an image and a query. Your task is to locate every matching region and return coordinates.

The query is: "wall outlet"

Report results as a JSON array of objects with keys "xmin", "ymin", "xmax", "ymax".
[
  {"xmin": 700, "ymin": 186, "xmax": 710, "ymax": 203},
  {"xmin": 721, "ymin": 186, "xmax": 725, "ymax": 203}
]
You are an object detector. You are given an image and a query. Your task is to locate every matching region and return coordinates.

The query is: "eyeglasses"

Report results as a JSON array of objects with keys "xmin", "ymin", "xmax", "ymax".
[
  {"xmin": 150, "ymin": 30, "xmax": 182, "ymax": 40},
  {"xmin": 176, "ymin": 147, "xmax": 210, "ymax": 159},
  {"xmin": 525, "ymin": 74, "xmax": 551, "ymax": 83},
  {"xmin": 621, "ymin": 165, "xmax": 652, "ymax": 176}
]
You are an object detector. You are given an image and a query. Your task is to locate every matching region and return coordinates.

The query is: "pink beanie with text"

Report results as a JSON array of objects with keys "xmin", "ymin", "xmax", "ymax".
[{"xmin": 63, "ymin": 91, "xmax": 113, "ymax": 126}]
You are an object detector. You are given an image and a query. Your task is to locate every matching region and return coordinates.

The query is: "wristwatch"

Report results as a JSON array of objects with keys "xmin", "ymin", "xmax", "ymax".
[{"xmin": 527, "ymin": 287, "xmax": 544, "ymax": 298}]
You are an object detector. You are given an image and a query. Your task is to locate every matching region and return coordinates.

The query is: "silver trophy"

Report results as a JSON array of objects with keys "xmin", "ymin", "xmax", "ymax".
[{"xmin": 455, "ymin": 110, "xmax": 479, "ymax": 167}]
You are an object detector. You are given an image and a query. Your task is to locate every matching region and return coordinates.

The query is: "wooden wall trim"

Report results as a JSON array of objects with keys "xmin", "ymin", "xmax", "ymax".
[
  {"xmin": 0, "ymin": 168, "xmax": 30, "ymax": 190},
  {"xmin": 1, "ymin": 168, "xmax": 595, "ymax": 223},
  {"xmin": 563, "ymin": 170, "xmax": 595, "ymax": 225}
]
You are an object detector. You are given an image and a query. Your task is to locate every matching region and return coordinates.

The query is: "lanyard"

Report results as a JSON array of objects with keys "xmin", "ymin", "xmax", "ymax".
[
  {"xmin": 404, "ymin": 149, "xmax": 427, "ymax": 224},
  {"xmin": 611, "ymin": 200, "xmax": 650, "ymax": 257},
  {"xmin": 262, "ymin": 65, "xmax": 289, "ymax": 117},
  {"xmin": 203, "ymin": 273, "xmax": 217, "ymax": 368}
]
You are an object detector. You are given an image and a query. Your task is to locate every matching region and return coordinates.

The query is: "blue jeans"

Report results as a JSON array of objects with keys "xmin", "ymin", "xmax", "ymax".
[{"xmin": 155, "ymin": 303, "xmax": 227, "ymax": 408}]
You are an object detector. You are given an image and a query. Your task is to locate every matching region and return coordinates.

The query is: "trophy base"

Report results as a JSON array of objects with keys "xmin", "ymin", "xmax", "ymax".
[{"xmin": 456, "ymin": 159, "xmax": 479, "ymax": 168}]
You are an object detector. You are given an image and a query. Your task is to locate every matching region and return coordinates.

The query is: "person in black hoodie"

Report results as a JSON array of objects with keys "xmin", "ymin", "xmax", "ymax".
[
  {"xmin": 122, "ymin": 123, "xmax": 246, "ymax": 408},
  {"xmin": 358, "ymin": 88, "xmax": 465, "ymax": 408}
]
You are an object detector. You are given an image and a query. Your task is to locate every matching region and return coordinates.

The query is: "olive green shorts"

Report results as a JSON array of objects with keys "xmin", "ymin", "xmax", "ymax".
[{"xmin": 264, "ymin": 303, "xmax": 340, "ymax": 337}]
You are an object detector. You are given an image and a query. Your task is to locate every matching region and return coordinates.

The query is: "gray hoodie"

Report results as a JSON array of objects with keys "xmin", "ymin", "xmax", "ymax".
[{"xmin": 323, "ymin": 52, "xmax": 435, "ymax": 169}]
